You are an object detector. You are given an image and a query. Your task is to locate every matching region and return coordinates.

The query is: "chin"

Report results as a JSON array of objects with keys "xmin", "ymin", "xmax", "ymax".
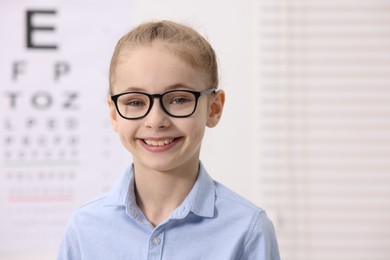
[
  {"xmin": 136, "ymin": 155, "xmax": 199, "ymax": 174},
  {"xmin": 135, "ymin": 158, "xmax": 177, "ymax": 173}
]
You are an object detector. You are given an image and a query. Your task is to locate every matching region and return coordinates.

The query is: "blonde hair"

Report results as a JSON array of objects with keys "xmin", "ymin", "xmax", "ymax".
[{"xmin": 109, "ymin": 20, "xmax": 218, "ymax": 93}]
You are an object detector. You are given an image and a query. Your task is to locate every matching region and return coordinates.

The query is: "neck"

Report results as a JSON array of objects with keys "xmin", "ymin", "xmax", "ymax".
[{"xmin": 133, "ymin": 161, "xmax": 199, "ymax": 227}]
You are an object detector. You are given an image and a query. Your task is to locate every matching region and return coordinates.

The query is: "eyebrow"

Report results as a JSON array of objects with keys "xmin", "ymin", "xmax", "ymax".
[{"xmin": 122, "ymin": 83, "xmax": 196, "ymax": 93}]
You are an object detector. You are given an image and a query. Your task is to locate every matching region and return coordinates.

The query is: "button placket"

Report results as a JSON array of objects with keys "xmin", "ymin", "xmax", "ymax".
[
  {"xmin": 149, "ymin": 228, "xmax": 164, "ymax": 247},
  {"xmin": 148, "ymin": 231, "xmax": 164, "ymax": 260},
  {"xmin": 151, "ymin": 236, "xmax": 161, "ymax": 245}
]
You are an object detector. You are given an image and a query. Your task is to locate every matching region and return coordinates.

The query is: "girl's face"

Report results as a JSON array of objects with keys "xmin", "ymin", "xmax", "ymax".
[{"xmin": 107, "ymin": 42, "xmax": 224, "ymax": 174}]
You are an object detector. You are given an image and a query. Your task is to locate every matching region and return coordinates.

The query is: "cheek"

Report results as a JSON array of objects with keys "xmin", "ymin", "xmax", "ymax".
[
  {"xmin": 190, "ymin": 104, "xmax": 209, "ymax": 137},
  {"xmin": 185, "ymin": 117, "xmax": 207, "ymax": 142},
  {"xmin": 193, "ymin": 124, "xmax": 205, "ymax": 140},
  {"xmin": 116, "ymin": 121, "xmax": 137, "ymax": 142}
]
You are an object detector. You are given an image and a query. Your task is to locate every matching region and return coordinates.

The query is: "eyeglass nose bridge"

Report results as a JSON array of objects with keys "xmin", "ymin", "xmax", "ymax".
[{"xmin": 145, "ymin": 93, "xmax": 171, "ymax": 118}]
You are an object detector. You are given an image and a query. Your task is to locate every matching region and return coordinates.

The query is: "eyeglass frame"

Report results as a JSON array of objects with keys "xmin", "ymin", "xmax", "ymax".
[{"xmin": 110, "ymin": 88, "xmax": 217, "ymax": 120}]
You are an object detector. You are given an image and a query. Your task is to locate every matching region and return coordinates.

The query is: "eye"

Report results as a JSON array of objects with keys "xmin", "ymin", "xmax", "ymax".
[
  {"xmin": 171, "ymin": 97, "xmax": 192, "ymax": 104},
  {"xmin": 119, "ymin": 93, "xmax": 149, "ymax": 107},
  {"xmin": 126, "ymin": 99, "xmax": 146, "ymax": 107},
  {"xmin": 167, "ymin": 92, "xmax": 195, "ymax": 105}
]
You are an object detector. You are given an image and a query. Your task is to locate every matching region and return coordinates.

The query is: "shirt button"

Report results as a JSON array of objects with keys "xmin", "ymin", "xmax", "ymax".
[{"xmin": 151, "ymin": 236, "xmax": 161, "ymax": 245}]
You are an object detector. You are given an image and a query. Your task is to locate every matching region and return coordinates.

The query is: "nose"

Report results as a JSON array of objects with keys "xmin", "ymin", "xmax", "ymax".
[{"xmin": 143, "ymin": 99, "xmax": 171, "ymax": 129}]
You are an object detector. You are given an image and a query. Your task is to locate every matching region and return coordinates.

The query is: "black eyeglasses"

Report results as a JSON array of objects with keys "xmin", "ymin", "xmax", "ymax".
[{"xmin": 111, "ymin": 88, "xmax": 216, "ymax": 120}]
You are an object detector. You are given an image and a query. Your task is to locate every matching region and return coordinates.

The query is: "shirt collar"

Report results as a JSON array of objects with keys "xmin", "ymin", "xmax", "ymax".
[
  {"xmin": 102, "ymin": 164, "xmax": 134, "ymax": 207},
  {"xmin": 102, "ymin": 162, "xmax": 216, "ymax": 219},
  {"xmin": 187, "ymin": 161, "xmax": 216, "ymax": 218}
]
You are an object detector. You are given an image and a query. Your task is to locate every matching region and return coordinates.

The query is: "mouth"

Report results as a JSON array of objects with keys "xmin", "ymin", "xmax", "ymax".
[
  {"xmin": 138, "ymin": 137, "xmax": 180, "ymax": 152},
  {"xmin": 142, "ymin": 138, "xmax": 175, "ymax": 147}
]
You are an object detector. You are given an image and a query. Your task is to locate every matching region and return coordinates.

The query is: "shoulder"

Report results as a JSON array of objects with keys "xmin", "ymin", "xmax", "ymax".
[
  {"xmin": 213, "ymin": 180, "xmax": 264, "ymax": 213},
  {"xmin": 78, "ymin": 192, "xmax": 108, "ymax": 212},
  {"xmin": 66, "ymin": 192, "xmax": 112, "ymax": 227},
  {"xmin": 68, "ymin": 166, "xmax": 133, "ymax": 224},
  {"xmin": 212, "ymin": 180, "xmax": 274, "ymax": 232},
  {"xmin": 211, "ymin": 181, "xmax": 280, "ymax": 259},
  {"xmin": 198, "ymin": 163, "xmax": 265, "ymax": 216},
  {"xmin": 213, "ymin": 180, "xmax": 277, "ymax": 236}
]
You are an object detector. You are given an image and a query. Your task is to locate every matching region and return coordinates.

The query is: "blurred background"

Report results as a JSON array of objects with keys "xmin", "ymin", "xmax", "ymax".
[{"xmin": 1, "ymin": 0, "xmax": 390, "ymax": 259}]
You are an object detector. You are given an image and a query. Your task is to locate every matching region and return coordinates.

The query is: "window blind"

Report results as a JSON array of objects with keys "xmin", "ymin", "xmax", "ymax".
[{"xmin": 256, "ymin": 1, "xmax": 390, "ymax": 259}]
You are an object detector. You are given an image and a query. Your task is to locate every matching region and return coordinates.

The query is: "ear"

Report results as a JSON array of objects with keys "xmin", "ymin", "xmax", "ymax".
[
  {"xmin": 206, "ymin": 90, "xmax": 225, "ymax": 128},
  {"xmin": 107, "ymin": 97, "xmax": 119, "ymax": 132}
]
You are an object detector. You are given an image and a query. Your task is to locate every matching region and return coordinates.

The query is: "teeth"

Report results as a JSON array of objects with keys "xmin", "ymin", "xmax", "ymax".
[{"xmin": 144, "ymin": 139, "xmax": 174, "ymax": 147}]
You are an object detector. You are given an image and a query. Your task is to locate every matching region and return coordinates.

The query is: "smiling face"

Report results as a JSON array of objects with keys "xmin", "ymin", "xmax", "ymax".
[{"xmin": 108, "ymin": 41, "xmax": 224, "ymax": 175}]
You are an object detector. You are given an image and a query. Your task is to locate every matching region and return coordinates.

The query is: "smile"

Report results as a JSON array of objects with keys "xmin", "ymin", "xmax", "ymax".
[{"xmin": 143, "ymin": 138, "xmax": 175, "ymax": 147}]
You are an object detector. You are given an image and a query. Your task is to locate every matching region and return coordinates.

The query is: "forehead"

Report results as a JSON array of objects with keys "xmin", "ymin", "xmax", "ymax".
[{"xmin": 112, "ymin": 42, "xmax": 207, "ymax": 93}]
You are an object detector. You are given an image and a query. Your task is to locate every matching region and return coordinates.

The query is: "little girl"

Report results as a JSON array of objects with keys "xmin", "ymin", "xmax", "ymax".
[{"xmin": 57, "ymin": 20, "xmax": 280, "ymax": 260}]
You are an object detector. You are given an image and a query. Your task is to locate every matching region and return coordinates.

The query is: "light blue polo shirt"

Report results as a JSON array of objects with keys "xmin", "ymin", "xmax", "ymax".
[{"xmin": 57, "ymin": 162, "xmax": 280, "ymax": 260}]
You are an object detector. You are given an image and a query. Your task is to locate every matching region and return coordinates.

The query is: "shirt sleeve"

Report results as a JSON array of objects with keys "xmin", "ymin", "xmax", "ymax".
[
  {"xmin": 56, "ymin": 220, "xmax": 82, "ymax": 260},
  {"xmin": 240, "ymin": 210, "xmax": 281, "ymax": 260}
]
